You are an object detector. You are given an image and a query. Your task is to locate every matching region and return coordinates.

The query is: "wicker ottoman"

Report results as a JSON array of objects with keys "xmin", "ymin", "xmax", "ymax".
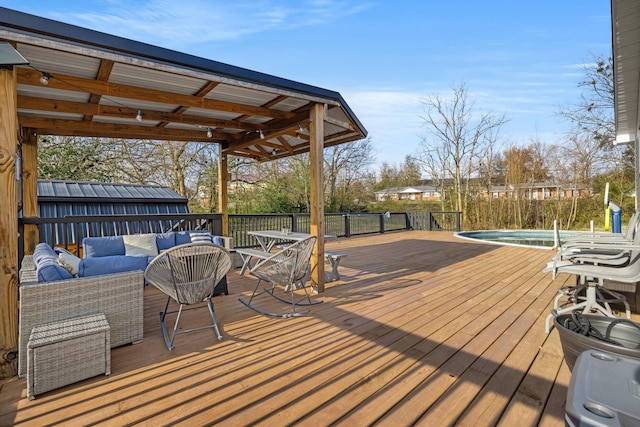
[{"xmin": 27, "ymin": 313, "xmax": 111, "ymax": 400}]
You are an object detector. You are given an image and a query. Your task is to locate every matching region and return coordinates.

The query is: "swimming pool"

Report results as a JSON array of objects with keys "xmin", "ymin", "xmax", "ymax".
[{"xmin": 454, "ymin": 230, "xmax": 580, "ymax": 249}]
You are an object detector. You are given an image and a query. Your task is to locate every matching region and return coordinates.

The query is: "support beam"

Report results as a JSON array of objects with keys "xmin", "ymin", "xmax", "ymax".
[
  {"xmin": 218, "ymin": 150, "xmax": 229, "ymax": 238},
  {"xmin": 0, "ymin": 66, "xmax": 19, "ymax": 378},
  {"xmin": 22, "ymin": 128, "xmax": 38, "ymax": 255},
  {"xmin": 309, "ymin": 103, "xmax": 326, "ymax": 292}
]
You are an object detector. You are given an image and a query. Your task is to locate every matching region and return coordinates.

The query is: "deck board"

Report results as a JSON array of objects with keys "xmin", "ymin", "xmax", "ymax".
[{"xmin": 1, "ymin": 230, "xmax": 638, "ymax": 426}]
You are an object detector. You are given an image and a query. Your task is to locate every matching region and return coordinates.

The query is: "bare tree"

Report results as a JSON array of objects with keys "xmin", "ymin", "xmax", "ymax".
[
  {"xmin": 110, "ymin": 139, "xmax": 215, "ymax": 200},
  {"xmin": 417, "ymin": 144, "xmax": 450, "ymax": 210},
  {"xmin": 417, "ymin": 83, "xmax": 508, "ymax": 216},
  {"xmin": 559, "ymin": 55, "xmax": 615, "ymax": 148},
  {"xmin": 38, "ymin": 136, "xmax": 117, "ymax": 181},
  {"xmin": 324, "ymin": 138, "xmax": 374, "ymax": 211}
]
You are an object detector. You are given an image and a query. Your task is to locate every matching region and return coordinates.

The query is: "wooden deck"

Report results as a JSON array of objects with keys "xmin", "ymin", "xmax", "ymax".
[{"xmin": 1, "ymin": 230, "xmax": 637, "ymax": 426}]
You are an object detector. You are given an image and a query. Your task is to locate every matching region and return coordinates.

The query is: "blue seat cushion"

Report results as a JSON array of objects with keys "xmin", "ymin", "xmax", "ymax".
[
  {"xmin": 83, "ymin": 236, "xmax": 125, "ymax": 257},
  {"xmin": 78, "ymin": 255, "xmax": 148, "ymax": 277},
  {"xmin": 33, "ymin": 242, "xmax": 57, "ymax": 264}
]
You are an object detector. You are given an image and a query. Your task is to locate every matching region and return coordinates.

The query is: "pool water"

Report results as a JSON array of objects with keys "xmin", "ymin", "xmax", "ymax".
[{"xmin": 455, "ymin": 230, "xmax": 580, "ymax": 248}]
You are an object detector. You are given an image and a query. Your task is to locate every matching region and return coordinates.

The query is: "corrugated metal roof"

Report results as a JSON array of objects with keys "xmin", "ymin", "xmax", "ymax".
[
  {"xmin": 0, "ymin": 7, "xmax": 367, "ymax": 162},
  {"xmin": 33, "ymin": 180, "xmax": 190, "ymax": 245},
  {"xmin": 37, "ymin": 180, "xmax": 187, "ymax": 202}
]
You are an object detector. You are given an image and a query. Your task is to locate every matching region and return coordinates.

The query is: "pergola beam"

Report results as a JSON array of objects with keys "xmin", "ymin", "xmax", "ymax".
[
  {"xmin": 17, "ymin": 117, "xmax": 239, "ymax": 142},
  {"xmin": 17, "ymin": 68, "xmax": 296, "ymax": 120},
  {"xmin": 18, "ymin": 96, "xmax": 266, "ymax": 132}
]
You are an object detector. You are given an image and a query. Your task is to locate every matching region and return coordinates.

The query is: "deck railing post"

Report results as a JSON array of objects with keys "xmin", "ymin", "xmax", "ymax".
[
  {"xmin": 344, "ymin": 214, "xmax": 351, "ymax": 238},
  {"xmin": 379, "ymin": 213, "xmax": 385, "ymax": 233},
  {"xmin": 74, "ymin": 222, "xmax": 81, "ymax": 256}
]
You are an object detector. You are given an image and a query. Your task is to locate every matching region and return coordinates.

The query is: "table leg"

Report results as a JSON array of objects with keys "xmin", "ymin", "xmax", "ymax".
[{"xmin": 326, "ymin": 257, "xmax": 341, "ymax": 282}]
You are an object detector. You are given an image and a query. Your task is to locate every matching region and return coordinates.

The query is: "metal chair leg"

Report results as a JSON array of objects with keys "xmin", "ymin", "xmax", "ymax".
[
  {"xmin": 160, "ymin": 296, "xmax": 224, "ymax": 350},
  {"xmin": 206, "ymin": 298, "xmax": 223, "ymax": 341}
]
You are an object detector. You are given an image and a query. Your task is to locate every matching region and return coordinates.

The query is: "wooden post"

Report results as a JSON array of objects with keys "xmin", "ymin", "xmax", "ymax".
[
  {"xmin": 218, "ymin": 150, "xmax": 229, "ymax": 237},
  {"xmin": 309, "ymin": 103, "xmax": 326, "ymax": 292},
  {"xmin": 0, "ymin": 66, "xmax": 20, "ymax": 378},
  {"xmin": 22, "ymin": 128, "xmax": 38, "ymax": 255}
]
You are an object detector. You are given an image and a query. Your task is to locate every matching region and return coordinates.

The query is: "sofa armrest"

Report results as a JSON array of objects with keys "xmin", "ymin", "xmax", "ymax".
[
  {"xmin": 19, "ymin": 255, "xmax": 37, "ymax": 282},
  {"xmin": 17, "ymin": 270, "xmax": 144, "ymax": 378}
]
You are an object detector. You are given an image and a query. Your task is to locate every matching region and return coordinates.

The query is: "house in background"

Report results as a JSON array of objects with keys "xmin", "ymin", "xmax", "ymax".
[
  {"xmin": 480, "ymin": 182, "xmax": 592, "ymax": 200},
  {"xmin": 481, "ymin": 185, "xmax": 513, "ymax": 199},
  {"xmin": 375, "ymin": 186, "xmax": 441, "ymax": 202},
  {"xmin": 518, "ymin": 181, "xmax": 592, "ymax": 200}
]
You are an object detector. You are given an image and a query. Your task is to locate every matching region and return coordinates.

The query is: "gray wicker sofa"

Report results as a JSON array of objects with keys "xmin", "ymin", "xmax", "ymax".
[{"xmin": 18, "ymin": 258, "xmax": 144, "ymax": 378}]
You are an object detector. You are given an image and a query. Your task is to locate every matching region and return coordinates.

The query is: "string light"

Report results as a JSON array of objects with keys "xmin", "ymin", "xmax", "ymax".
[
  {"xmin": 30, "ymin": 65, "xmax": 152, "ymax": 122},
  {"xmin": 27, "ymin": 64, "xmax": 305, "ymax": 142},
  {"xmin": 39, "ymin": 72, "xmax": 51, "ymax": 85}
]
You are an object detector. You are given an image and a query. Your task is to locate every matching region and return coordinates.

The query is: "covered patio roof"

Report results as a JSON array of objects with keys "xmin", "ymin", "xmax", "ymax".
[
  {"xmin": 0, "ymin": 7, "xmax": 366, "ymax": 162},
  {"xmin": 0, "ymin": 7, "xmax": 367, "ymax": 377}
]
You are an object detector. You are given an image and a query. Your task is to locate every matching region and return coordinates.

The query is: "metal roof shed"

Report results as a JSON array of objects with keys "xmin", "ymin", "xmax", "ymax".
[
  {"xmin": 35, "ymin": 180, "xmax": 188, "ymax": 218},
  {"xmin": 20, "ymin": 180, "xmax": 189, "ymax": 257}
]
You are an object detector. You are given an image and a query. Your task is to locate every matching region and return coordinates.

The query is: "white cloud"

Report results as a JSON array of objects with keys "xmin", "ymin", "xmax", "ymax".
[{"xmin": 48, "ymin": 1, "xmax": 374, "ymax": 48}]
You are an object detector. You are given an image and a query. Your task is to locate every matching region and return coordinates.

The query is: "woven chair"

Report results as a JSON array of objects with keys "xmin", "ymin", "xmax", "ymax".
[
  {"xmin": 144, "ymin": 242, "xmax": 232, "ymax": 350},
  {"xmin": 239, "ymin": 235, "xmax": 321, "ymax": 317}
]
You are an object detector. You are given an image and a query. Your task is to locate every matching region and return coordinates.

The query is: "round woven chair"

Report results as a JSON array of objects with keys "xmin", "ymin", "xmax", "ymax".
[
  {"xmin": 144, "ymin": 242, "xmax": 232, "ymax": 350},
  {"xmin": 239, "ymin": 235, "xmax": 321, "ymax": 317}
]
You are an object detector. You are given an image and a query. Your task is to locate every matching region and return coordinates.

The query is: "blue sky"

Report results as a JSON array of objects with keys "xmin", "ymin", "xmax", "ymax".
[{"xmin": 3, "ymin": 1, "xmax": 612, "ymax": 168}]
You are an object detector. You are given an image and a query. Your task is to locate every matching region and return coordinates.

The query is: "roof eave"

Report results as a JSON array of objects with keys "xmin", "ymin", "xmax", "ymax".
[{"xmin": 0, "ymin": 7, "xmax": 367, "ymax": 139}]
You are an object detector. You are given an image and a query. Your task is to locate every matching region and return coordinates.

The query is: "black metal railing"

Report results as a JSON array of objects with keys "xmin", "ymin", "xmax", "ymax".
[
  {"xmin": 407, "ymin": 212, "xmax": 461, "ymax": 232},
  {"xmin": 19, "ymin": 211, "xmax": 461, "ymax": 259},
  {"xmin": 20, "ymin": 213, "xmax": 224, "ymax": 256},
  {"xmin": 228, "ymin": 212, "xmax": 415, "ymax": 247}
]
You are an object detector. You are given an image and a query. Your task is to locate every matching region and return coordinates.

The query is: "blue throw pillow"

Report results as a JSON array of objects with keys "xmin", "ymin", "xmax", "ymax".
[
  {"xmin": 155, "ymin": 232, "xmax": 176, "ymax": 251},
  {"xmin": 189, "ymin": 231, "xmax": 213, "ymax": 244},
  {"xmin": 78, "ymin": 255, "xmax": 148, "ymax": 277},
  {"xmin": 211, "ymin": 236, "xmax": 224, "ymax": 247},
  {"xmin": 83, "ymin": 236, "xmax": 125, "ymax": 258},
  {"xmin": 175, "ymin": 231, "xmax": 192, "ymax": 246},
  {"xmin": 36, "ymin": 258, "xmax": 74, "ymax": 282}
]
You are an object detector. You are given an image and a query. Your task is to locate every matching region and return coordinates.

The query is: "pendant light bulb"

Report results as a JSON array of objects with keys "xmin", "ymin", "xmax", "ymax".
[{"xmin": 39, "ymin": 72, "xmax": 50, "ymax": 85}]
